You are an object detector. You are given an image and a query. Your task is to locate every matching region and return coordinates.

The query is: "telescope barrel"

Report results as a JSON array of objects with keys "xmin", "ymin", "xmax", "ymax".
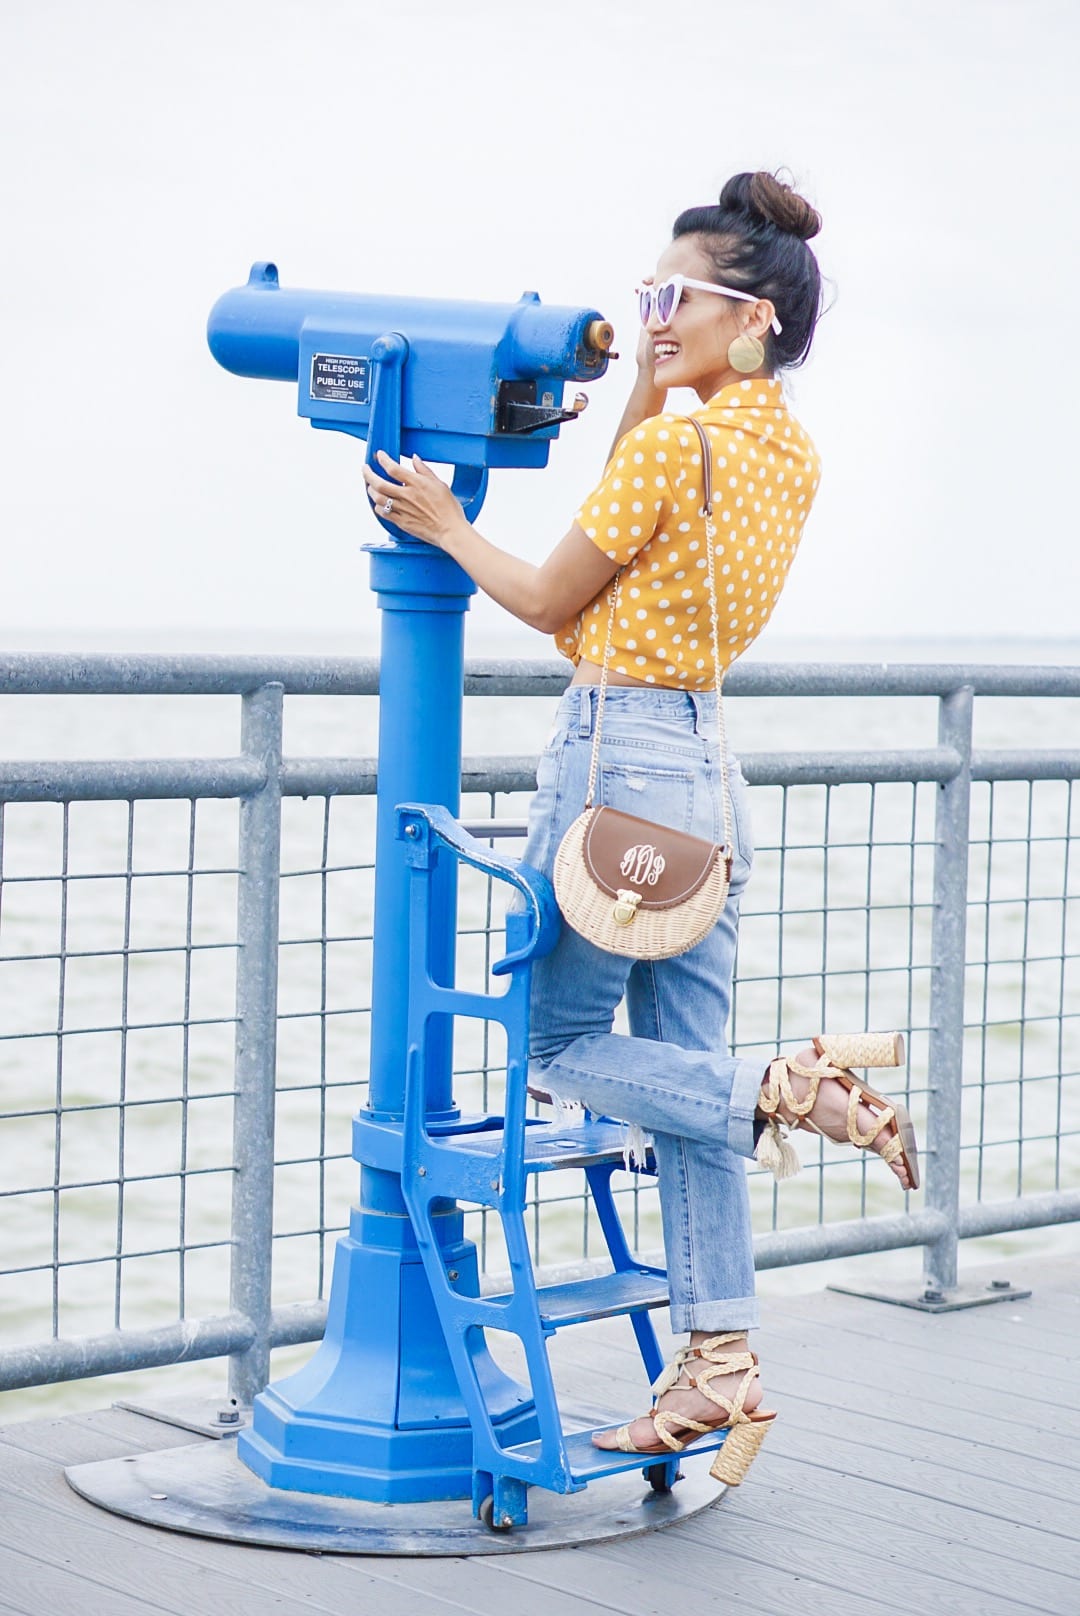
[
  {"xmin": 207, "ymin": 262, "xmax": 614, "ymax": 518},
  {"xmin": 207, "ymin": 263, "xmax": 611, "ymax": 385}
]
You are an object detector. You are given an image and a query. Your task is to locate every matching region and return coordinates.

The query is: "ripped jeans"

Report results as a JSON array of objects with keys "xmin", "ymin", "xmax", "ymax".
[{"xmin": 523, "ymin": 685, "xmax": 764, "ymax": 1334}]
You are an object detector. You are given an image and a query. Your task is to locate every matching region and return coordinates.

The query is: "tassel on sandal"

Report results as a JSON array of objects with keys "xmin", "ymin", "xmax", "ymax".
[
  {"xmin": 755, "ymin": 1031, "xmax": 919, "ymax": 1190},
  {"xmin": 601, "ymin": 1332, "xmax": 777, "ymax": 1487}
]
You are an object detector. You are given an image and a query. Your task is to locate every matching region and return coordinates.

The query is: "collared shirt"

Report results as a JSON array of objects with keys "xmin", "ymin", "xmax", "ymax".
[{"xmin": 556, "ymin": 377, "xmax": 821, "ymax": 687}]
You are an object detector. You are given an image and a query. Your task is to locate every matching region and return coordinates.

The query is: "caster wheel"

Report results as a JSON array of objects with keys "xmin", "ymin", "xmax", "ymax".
[
  {"xmin": 478, "ymin": 1495, "xmax": 513, "ymax": 1532},
  {"xmin": 646, "ymin": 1461, "xmax": 682, "ymax": 1493}
]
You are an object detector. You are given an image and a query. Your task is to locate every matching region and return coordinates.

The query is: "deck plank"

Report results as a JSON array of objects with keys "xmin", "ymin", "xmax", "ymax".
[
  {"xmin": 0, "ymin": 1409, "xmax": 198, "ymax": 1465},
  {"xmin": 769, "ymin": 1294, "xmax": 1075, "ymax": 1395},
  {"xmin": 763, "ymin": 1448, "xmax": 1079, "ymax": 1571},
  {"xmin": 766, "ymin": 1303, "xmax": 1079, "ymax": 1384},
  {"xmin": 759, "ymin": 1362, "xmax": 1080, "ymax": 1472},
  {"xmin": 716, "ymin": 1471, "xmax": 1080, "ymax": 1609},
  {"xmin": 717, "ymin": 1308, "xmax": 1080, "ymax": 1436},
  {"xmin": 0, "ymin": 1551, "xmax": 178, "ymax": 1616},
  {"xmin": 488, "ymin": 1530, "xmax": 902, "ymax": 1616},
  {"xmin": 0, "ymin": 1255, "xmax": 1076, "ymax": 1616},
  {"xmin": 576, "ymin": 1363, "xmax": 1078, "ymax": 1567},
  {"xmin": 561, "ymin": 1317, "xmax": 1080, "ymax": 1474},
  {"xmin": 772, "ymin": 1393, "xmax": 1076, "ymax": 1506},
  {"xmin": 660, "ymin": 1509, "xmax": 1060, "ymax": 1616}
]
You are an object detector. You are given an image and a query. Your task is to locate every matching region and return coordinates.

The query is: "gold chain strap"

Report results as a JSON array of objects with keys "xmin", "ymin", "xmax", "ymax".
[{"xmin": 583, "ymin": 416, "xmax": 732, "ymax": 859}]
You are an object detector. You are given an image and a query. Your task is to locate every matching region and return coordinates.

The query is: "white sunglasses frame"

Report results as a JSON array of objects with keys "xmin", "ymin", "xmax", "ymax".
[{"xmin": 638, "ymin": 274, "xmax": 783, "ymax": 336}]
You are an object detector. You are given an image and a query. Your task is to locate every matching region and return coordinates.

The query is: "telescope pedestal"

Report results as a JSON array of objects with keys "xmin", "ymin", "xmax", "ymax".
[
  {"xmin": 235, "ymin": 541, "xmax": 540, "ymax": 1501},
  {"xmin": 237, "ymin": 1202, "xmax": 536, "ymax": 1500}
]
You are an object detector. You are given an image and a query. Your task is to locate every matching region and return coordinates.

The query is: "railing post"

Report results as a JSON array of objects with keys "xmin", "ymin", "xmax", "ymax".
[
  {"xmin": 923, "ymin": 684, "xmax": 973, "ymax": 1293},
  {"xmin": 228, "ymin": 681, "xmax": 284, "ymax": 1401}
]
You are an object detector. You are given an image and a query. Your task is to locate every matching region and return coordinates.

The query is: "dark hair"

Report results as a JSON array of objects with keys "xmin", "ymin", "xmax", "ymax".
[{"xmin": 672, "ymin": 171, "xmax": 823, "ymax": 370}]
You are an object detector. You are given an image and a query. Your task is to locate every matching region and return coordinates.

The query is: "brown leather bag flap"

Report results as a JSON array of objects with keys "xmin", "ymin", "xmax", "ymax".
[{"xmin": 582, "ymin": 806, "xmax": 730, "ymax": 910}]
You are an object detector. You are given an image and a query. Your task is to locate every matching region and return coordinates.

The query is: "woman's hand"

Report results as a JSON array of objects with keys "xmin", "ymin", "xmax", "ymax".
[
  {"xmin": 636, "ymin": 322, "xmax": 658, "ymax": 383},
  {"xmin": 362, "ymin": 452, "xmax": 466, "ymax": 548},
  {"xmin": 636, "ymin": 278, "xmax": 658, "ymax": 382},
  {"xmin": 606, "ymin": 284, "xmax": 667, "ymax": 458}
]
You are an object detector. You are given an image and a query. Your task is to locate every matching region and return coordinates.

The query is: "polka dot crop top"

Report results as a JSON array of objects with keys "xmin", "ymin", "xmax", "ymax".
[{"xmin": 556, "ymin": 378, "xmax": 821, "ymax": 688}]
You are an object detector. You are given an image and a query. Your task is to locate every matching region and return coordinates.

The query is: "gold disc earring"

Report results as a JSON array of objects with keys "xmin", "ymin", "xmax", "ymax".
[{"xmin": 727, "ymin": 331, "xmax": 765, "ymax": 373}]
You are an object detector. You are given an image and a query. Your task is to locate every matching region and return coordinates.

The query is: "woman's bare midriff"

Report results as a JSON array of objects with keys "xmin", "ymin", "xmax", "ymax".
[{"xmin": 570, "ymin": 661, "xmax": 653, "ymax": 688}]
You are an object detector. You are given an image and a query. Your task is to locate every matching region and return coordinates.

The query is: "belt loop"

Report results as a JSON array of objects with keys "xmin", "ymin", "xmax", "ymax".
[
  {"xmin": 577, "ymin": 685, "xmax": 593, "ymax": 737},
  {"xmin": 691, "ymin": 689, "xmax": 719, "ymax": 742}
]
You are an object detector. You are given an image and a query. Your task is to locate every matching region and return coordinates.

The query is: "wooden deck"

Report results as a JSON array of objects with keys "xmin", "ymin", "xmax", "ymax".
[{"xmin": 1, "ymin": 1254, "xmax": 1078, "ymax": 1615}]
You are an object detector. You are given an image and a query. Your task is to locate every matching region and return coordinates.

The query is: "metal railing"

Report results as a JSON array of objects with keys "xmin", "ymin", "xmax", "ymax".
[{"xmin": 0, "ymin": 655, "xmax": 1077, "ymax": 1402}]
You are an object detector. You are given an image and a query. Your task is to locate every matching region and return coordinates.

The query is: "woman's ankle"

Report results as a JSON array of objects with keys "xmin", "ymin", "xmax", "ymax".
[{"xmin": 757, "ymin": 1046, "xmax": 822, "ymax": 1126}]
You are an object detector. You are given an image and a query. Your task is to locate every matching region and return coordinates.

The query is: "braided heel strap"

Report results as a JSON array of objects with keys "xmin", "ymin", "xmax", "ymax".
[{"xmin": 838, "ymin": 1082, "xmax": 897, "ymax": 1150}]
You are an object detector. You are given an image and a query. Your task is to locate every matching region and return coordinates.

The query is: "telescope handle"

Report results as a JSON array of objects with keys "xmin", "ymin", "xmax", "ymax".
[{"xmin": 366, "ymin": 333, "xmax": 489, "ymax": 537}]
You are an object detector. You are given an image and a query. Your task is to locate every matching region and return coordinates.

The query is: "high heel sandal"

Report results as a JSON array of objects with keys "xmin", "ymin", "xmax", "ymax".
[
  {"xmin": 756, "ymin": 1031, "xmax": 920, "ymax": 1189},
  {"xmin": 600, "ymin": 1333, "xmax": 777, "ymax": 1487}
]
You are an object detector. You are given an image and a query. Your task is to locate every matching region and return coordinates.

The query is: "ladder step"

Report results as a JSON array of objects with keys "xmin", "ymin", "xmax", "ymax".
[
  {"xmin": 483, "ymin": 1267, "xmax": 668, "ymax": 1328},
  {"xmin": 506, "ymin": 1424, "xmax": 730, "ymax": 1484},
  {"xmin": 536, "ymin": 1269, "xmax": 668, "ymax": 1326},
  {"xmin": 438, "ymin": 1118, "xmax": 655, "ymax": 1173}
]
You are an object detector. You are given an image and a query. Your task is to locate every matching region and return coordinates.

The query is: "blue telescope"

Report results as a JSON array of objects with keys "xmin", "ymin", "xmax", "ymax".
[
  {"xmin": 207, "ymin": 262, "xmax": 615, "ymax": 530},
  {"xmin": 204, "ymin": 261, "xmax": 619, "ymax": 1521}
]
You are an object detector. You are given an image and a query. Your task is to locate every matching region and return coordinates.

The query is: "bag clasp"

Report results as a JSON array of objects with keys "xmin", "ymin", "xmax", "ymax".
[{"xmin": 612, "ymin": 889, "xmax": 642, "ymax": 926}]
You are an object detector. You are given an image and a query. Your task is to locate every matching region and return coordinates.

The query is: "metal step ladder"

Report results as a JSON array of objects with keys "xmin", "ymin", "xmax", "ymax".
[{"xmin": 361, "ymin": 802, "xmax": 736, "ymax": 1530}]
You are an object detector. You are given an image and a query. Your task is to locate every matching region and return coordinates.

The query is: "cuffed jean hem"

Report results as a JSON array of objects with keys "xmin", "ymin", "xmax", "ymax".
[
  {"xmin": 669, "ymin": 1296, "xmax": 761, "ymax": 1335},
  {"xmin": 728, "ymin": 1056, "xmax": 768, "ymax": 1161}
]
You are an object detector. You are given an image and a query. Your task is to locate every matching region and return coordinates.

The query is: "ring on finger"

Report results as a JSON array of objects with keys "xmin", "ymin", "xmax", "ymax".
[{"xmin": 381, "ymin": 498, "xmax": 394, "ymax": 515}]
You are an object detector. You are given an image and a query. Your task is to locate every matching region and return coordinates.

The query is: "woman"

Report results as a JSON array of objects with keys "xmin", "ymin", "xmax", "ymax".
[{"xmin": 363, "ymin": 171, "xmax": 918, "ymax": 1482}]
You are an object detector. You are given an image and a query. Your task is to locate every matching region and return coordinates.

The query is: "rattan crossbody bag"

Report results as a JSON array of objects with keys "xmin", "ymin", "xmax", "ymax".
[{"xmin": 553, "ymin": 417, "xmax": 734, "ymax": 959}]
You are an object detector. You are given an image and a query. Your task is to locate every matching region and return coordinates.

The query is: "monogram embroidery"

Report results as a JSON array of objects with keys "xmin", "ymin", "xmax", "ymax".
[{"xmin": 620, "ymin": 843, "xmax": 666, "ymax": 887}]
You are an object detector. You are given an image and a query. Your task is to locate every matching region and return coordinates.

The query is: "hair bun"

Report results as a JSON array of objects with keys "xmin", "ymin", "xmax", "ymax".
[{"xmin": 719, "ymin": 170, "xmax": 821, "ymax": 241}]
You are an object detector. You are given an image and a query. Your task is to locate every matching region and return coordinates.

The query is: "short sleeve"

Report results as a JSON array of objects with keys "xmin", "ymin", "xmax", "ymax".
[{"xmin": 572, "ymin": 416, "xmax": 676, "ymax": 566}]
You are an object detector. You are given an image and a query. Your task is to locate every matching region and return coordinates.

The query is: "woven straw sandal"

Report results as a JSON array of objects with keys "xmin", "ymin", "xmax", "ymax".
[
  {"xmin": 756, "ymin": 1031, "xmax": 920, "ymax": 1189},
  {"xmin": 597, "ymin": 1332, "xmax": 777, "ymax": 1486}
]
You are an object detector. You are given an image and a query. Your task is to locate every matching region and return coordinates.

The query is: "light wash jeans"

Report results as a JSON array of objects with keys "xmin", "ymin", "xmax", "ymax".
[{"xmin": 523, "ymin": 685, "xmax": 764, "ymax": 1334}]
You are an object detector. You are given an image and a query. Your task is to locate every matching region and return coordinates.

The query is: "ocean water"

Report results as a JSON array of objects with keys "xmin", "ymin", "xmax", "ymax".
[{"xmin": 1, "ymin": 631, "xmax": 1077, "ymax": 1421}]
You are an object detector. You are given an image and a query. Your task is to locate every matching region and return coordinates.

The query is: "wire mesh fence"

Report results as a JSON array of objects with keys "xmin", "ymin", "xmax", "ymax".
[{"xmin": 0, "ymin": 657, "xmax": 1077, "ymax": 1397}]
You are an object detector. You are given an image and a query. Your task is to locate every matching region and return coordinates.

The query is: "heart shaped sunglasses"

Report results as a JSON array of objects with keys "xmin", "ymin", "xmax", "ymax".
[{"xmin": 638, "ymin": 274, "xmax": 783, "ymax": 335}]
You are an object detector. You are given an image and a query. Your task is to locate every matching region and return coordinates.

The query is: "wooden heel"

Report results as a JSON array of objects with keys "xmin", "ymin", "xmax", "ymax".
[
  {"xmin": 708, "ymin": 1413, "xmax": 775, "ymax": 1486},
  {"xmin": 815, "ymin": 1031, "xmax": 904, "ymax": 1069}
]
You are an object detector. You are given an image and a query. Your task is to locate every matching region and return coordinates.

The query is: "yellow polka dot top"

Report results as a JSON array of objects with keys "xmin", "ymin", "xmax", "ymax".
[{"xmin": 557, "ymin": 378, "xmax": 820, "ymax": 688}]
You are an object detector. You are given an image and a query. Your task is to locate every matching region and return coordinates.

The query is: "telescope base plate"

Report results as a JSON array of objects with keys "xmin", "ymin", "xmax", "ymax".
[{"xmin": 66, "ymin": 1428, "xmax": 723, "ymax": 1555}]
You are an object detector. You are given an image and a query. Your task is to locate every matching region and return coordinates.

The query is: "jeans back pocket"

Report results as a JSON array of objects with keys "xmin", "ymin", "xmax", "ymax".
[{"xmin": 597, "ymin": 761, "xmax": 695, "ymax": 834}]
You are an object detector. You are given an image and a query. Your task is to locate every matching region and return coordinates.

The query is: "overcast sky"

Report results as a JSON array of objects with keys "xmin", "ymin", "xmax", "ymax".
[{"xmin": 2, "ymin": 0, "xmax": 1077, "ymax": 653}]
